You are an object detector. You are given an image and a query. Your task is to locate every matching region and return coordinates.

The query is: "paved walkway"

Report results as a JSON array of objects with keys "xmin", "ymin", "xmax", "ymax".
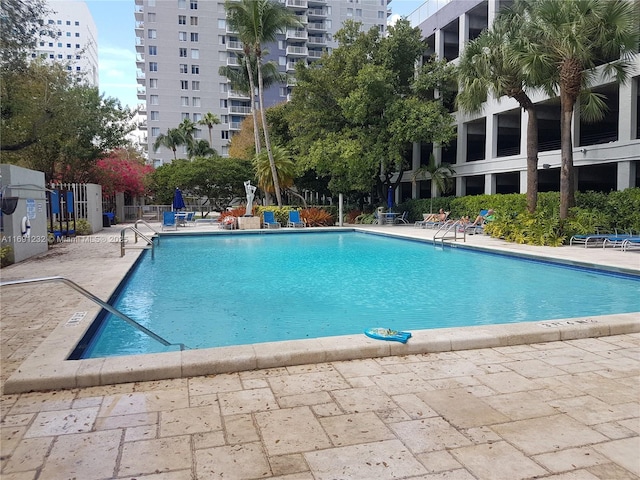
[{"xmin": 1, "ymin": 223, "xmax": 639, "ymax": 479}]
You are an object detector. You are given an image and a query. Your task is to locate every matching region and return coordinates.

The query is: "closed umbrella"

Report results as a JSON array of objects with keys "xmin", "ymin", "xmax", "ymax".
[
  {"xmin": 172, "ymin": 188, "xmax": 186, "ymax": 211},
  {"xmin": 387, "ymin": 186, "xmax": 393, "ymax": 210}
]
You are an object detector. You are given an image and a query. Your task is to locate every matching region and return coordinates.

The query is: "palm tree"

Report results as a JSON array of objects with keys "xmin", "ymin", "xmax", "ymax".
[
  {"xmin": 153, "ymin": 127, "xmax": 184, "ymax": 160},
  {"xmin": 219, "ymin": 52, "xmax": 286, "ymax": 157},
  {"xmin": 412, "ymin": 153, "xmax": 455, "ymax": 213},
  {"xmin": 188, "ymin": 139, "xmax": 216, "ymax": 159},
  {"xmin": 517, "ymin": 0, "xmax": 639, "ymax": 219},
  {"xmin": 254, "ymin": 144, "xmax": 307, "ymax": 207},
  {"xmin": 225, "ymin": 0, "xmax": 301, "ymax": 206},
  {"xmin": 457, "ymin": 13, "xmax": 540, "ymax": 214},
  {"xmin": 178, "ymin": 118, "xmax": 197, "ymax": 149},
  {"xmin": 198, "ymin": 112, "xmax": 220, "ymax": 147}
]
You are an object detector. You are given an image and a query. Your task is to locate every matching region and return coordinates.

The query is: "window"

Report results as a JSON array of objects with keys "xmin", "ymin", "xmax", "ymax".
[
  {"xmin": 150, "ymin": 111, "xmax": 159, "ymax": 120},
  {"xmin": 66, "ymin": 43, "xmax": 71, "ymax": 48},
  {"xmin": 220, "ymin": 99, "xmax": 228, "ymax": 108},
  {"xmin": 181, "ymin": 96, "xmax": 189, "ymax": 106},
  {"xmin": 190, "ymin": 16, "xmax": 198, "ymax": 26},
  {"xmin": 221, "ymin": 131, "xmax": 229, "ymax": 140},
  {"xmin": 181, "ymin": 80, "xmax": 189, "ymax": 90},
  {"xmin": 219, "ymin": 83, "xmax": 228, "ymax": 93},
  {"xmin": 377, "ymin": 10, "xmax": 385, "ymax": 19},
  {"xmin": 178, "ymin": 0, "xmax": 186, "ymax": 8},
  {"xmin": 218, "ymin": 19, "xmax": 226, "ymax": 29},
  {"xmin": 151, "ymin": 127, "xmax": 160, "ymax": 136},
  {"xmin": 58, "ymin": 42, "xmax": 62, "ymax": 47},
  {"xmin": 66, "ymin": 32, "xmax": 71, "ymax": 36},
  {"xmin": 180, "ymin": 64, "xmax": 188, "ymax": 73},
  {"xmin": 75, "ymin": 32, "xmax": 79, "ymax": 37},
  {"xmin": 190, "ymin": 32, "xmax": 199, "ymax": 42},
  {"xmin": 149, "ymin": 0, "xmax": 156, "ymax": 6},
  {"xmin": 190, "ymin": 0, "xmax": 198, "ymax": 9},
  {"xmin": 57, "ymin": 20, "xmax": 62, "ymax": 24},
  {"xmin": 149, "ymin": 45, "xmax": 157, "ymax": 55},
  {"xmin": 75, "ymin": 43, "xmax": 80, "ymax": 48},
  {"xmin": 178, "ymin": 15, "xmax": 186, "ymax": 24},
  {"xmin": 179, "ymin": 31, "xmax": 187, "ymax": 41},
  {"xmin": 181, "ymin": 112, "xmax": 190, "ymax": 120},
  {"xmin": 150, "ymin": 95, "xmax": 159, "ymax": 105},
  {"xmin": 67, "ymin": 54, "xmax": 72, "ymax": 59},
  {"xmin": 191, "ymin": 49, "xmax": 199, "ymax": 59},
  {"xmin": 75, "ymin": 21, "xmax": 79, "ymax": 26},
  {"xmin": 179, "ymin": 48, "xmax": 187, "ymax": 57},
  {"xmin": 149, "ymin": 78, "xmax": 158, "ymax": 88},
  {"xmin": 356, "ymin": 9, "xmax": 362, "ymax": 16},
  {"xmin": 191, "ymin": 65, "xmax": 199, "ymax": 74},
  {"xmin": 58, "ymin": 54, "xmax": 63, "ymax": 59},
  {"xmin": 347, "ymin": 8, "xmax": 353, "ymax": 16},
  {"xmin": 194, "ymin": 129, "xmax": 201, "ymax": 139},
  {"xmin": 192, "ymin": 97, "xmax": 201, "ymax": 107},
  {"xmin": 48, "ymin": 42, "xmax": 53, "ymax": 47},
  {"xmin": 147, "ymin": 12, "xmax": 156, "ymax": 22},
  {"xmin": 279, "ymin": 56, "xmax": 286, "ymax": 66},
  {"xmin": 149, "ymin": 62, "xmax": 158, "ymax": 71},
  {"xmin": 192, "ymin": 81, "xmax": 200, "ymax": 90},
  {"xmin": 193, "ymin": 113, "xmax": 202, "ymax": 122},
  {"xmin": 49, "ymin": 54, "xmax": 54, "ymax": 59},
  {"xmin": 148, "ymin": 29, "xmax": 156, "ymax": 39}
]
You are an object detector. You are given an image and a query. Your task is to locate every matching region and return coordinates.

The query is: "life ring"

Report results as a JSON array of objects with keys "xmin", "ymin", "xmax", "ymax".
[
  {"xmin": 222, "ymin": 216, "xmax": 236, "ymax": 225},
  {"xmin": 21, "ymin": 216, "xmax": 31, "ymax": 236}
]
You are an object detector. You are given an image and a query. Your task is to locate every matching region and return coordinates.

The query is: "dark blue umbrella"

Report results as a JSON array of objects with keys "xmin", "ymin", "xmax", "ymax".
[
  {"xmin": 172, "ymin": 188, "xmax": 186, "ymax": 210},
  {"xmin": 387, "ymin": 186, "xmax": 393, "ymax": 210}
]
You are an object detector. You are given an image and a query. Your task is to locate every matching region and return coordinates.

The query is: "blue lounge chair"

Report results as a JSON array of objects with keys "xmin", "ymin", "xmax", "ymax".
[
  {"xmin": 621, "ymin": 237, "xmax": 640, "ymax": 252},
  {"xmin": 162, "ymin": 211, "xmax": 178, "ymax": 231},
  {"xmin": 287, "ymin": 210, "xmax": 306, "ymax": 228},
  {"xmin": 262, "ymin": 211, "xmax": 281, "ymax": 229},
  {"xmin": 394, "ymin": 211, "xmax": 410, "ymax": 224}
]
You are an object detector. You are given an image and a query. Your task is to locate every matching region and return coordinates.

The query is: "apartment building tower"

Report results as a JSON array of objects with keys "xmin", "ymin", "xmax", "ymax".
[
  {"xmin": 34, "ymin": 1, "xmax": 99, "ymax": 86},
  {"xmin": 393, "ymin": 0, "xmax": 639, "ymax": 204},
  {"xmin": 135, "ymin": 0, "xmax": 390, "ymax": 166}
]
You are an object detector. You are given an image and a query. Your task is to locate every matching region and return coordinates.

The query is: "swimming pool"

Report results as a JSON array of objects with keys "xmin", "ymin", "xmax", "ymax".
[{"xmin": 76, "ymin": 231, "xmax": 640, "ymax": 358}]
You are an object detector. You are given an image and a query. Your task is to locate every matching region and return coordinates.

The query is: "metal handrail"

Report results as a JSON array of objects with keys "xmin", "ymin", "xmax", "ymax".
[
  {"xmin": 134, "ymin": 219, "xmax": 160, "ymax": 237},
  {"xmin": 121, "ymin": 226, "xmax": 156, "ymax": 258},
  {"xmin": 433, "ymin": 220, "xmax": 466, "ymax": 246},
  {"xmin": 0, "ymin": 276, "xmax": 187, "ymax": 351}
]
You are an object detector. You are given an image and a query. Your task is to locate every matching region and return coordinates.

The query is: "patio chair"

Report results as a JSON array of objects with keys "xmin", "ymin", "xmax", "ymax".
[
  {"xmin": 262, "ymin": 211, "xmax": 281, "ymax": 229},
  {"xmin": 394, "ymin": 211, "xmax": 410, "ymax": 224},
  {"xmin": 162, "ymin": 211, "xmax": 178, "ymax": 231},
  {"xmin": 287, "ymin": 210, "xmax": 306, "ymax": 228}
]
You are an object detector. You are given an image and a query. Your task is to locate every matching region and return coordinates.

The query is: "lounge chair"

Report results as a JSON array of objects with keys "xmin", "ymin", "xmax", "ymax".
[
  {"xmin": 287, "ymin": 210, "xmax": 306, "ymax": 228},
  {"xmin": 621, "ymin": 237, "xmax": 640, "ymax": 252},
  {"xmin": 262, "ymin": 211, "xmax": 281, "ymax": 229},
  {"xmin": 601, "ymin": 232, "xmax": 637, "ymax": 249},
  {"xmin": 416, "ymin": 211, "xmax": 450, "ymax": 229},
  {"xmin": 394, "ymin": 211, "xmax": 410, "ymax": 224},
  {"xmin": 570, "ymin": 229, "xmax": 624, "ymax": 248},
  {"xmin": 161, "ymin": 211, "xmax": 178, "ymax": 231}
]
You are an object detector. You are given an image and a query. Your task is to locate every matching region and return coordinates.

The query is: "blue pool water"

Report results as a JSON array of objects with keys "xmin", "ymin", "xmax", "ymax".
[{"xmin": 79, "ymin": 231, "xmax": 640, "ymax": 358}]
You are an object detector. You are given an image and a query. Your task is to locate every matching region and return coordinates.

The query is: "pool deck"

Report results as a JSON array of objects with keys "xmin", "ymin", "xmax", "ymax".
[{"xmin": 1, "ymin": 222, "xmax": 639, "ymax": 479}]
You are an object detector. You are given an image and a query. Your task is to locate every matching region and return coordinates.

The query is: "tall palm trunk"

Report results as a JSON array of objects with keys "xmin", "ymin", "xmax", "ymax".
[
  {"xmin": 514, "ymin": 92, "xmax": 539, "ymax": 214},
  {"xmin": 244, "ymin": 48, "xmax": 261, "ymax": 155},
  {"xmin": 559, "ymin": 59, "xmax": 581, "ymax": 219},
  {"xmin": 257, "ymin": 56, "xmax": 282, "ymax": 206}
]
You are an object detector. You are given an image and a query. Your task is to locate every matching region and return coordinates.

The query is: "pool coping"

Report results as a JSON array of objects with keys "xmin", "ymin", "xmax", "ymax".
[{"xmin": 3, "ymin": 226, "xmax": 639, "ymax": 394}]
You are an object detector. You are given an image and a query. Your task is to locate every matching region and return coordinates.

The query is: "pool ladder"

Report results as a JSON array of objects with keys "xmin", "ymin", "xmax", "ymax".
[
  {"xmin": 0, "ymin": 276, "xmax": 187, "ymax": 351},
  {"xmin": 433, "ymin": 220, "xmax": 467, "ymax": 247},
  {"xmin": 121, "ymin": 220, "xmax": 159, "ymax": 258}
]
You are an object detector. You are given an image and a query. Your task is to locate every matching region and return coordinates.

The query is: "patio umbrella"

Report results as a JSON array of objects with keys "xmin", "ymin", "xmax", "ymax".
[
  {"xmin": 172, "ymin": 188, "xmax": 186, "ymax": 211},
  {"xmin": 387, "ymin": 186, "xmax": 393, "ymax": 210}
]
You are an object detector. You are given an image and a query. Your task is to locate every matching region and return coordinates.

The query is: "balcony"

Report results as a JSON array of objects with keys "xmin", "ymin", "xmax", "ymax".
[
  {"xmin": 286, "ymin": 45, "xmax": 308, "ymax": 56},
  {"xmin": 307, "ymin": 7, "xmax": 326, "ymax": 18},
  {"xmin": 307, "ymin": 49, "xmax": 323, "ymax": 59},
  {"xmin": 228, "ymin": 90, "xmax": 250, "ymax": 100},
  {"xmin": 137, "ymin": 87, "xmax": 146, "ymax": 98},
  {"xmin": 229, "ymin": 121, "xmax": 242, "ymax": 131},
  {"xmin": 286, "ymin": 61, "xmax": 302, "ymax": 72},
  {"xmin": 286, "ymin": 29, "xmax": 308, "ymax": 40},
  {"xmin": 134, "ymin": 5, "xmax": 143, "ymax": 20},
  {"xmin": 285, "ymin": 0, "xmax": 308, "ymax": 10},
  {"xmin": 295, "ymin": 14, "xmax": 308, "ymax": 24},
  {"xmin": 227, "ymin": 40, "xmax": 244, "ymax": 51},
  {"xmin": 307, "ymin": 21, "xmax": 326, "ymax": 32},
  {"xmin": 227, "ymin": 57, "xmax": 240, "ymax": 66},
  {"xmin": 229, "ymin": 105, "xmax": 252, "ymax": 115},
  {"xmin": 307, "ymin": 35, "xmax": 326, "ymax": 46}
]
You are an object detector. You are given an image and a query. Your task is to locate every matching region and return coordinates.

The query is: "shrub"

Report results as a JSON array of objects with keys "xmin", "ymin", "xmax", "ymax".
[
  {"xmin": 75, "ymin": 219, "xmax": 92, "ymax": 235},
  {"xmin": 0, "ymin": 244, "xmax": 12, "ymax": 267},
  {"xmin": 300, "ymin": 207, "xmax": 334, "ymax": 227}
]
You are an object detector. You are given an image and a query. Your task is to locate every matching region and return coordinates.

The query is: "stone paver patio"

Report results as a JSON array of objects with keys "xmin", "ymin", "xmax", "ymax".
[{"xmin": 1, "ymin": 222, "xmax": 638, "ymax": 479}]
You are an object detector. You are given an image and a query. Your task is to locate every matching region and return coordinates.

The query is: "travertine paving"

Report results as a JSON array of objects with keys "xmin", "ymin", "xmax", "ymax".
[{"xmin": 1, "ymin": 222, "xmax": 639, "ymax": 479}]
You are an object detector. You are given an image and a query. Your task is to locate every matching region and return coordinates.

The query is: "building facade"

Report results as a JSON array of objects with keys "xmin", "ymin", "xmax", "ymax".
[
  {"xmin": 396, "ymin": 0, "xmax": 639, "ymax": 204},
  {"xmin": 34, "ymin": 1, "xmax": 99, "ymax": 86},
  {"xmin": 135, "ymin": 0, "xmax": 390, "ymax": 166}
]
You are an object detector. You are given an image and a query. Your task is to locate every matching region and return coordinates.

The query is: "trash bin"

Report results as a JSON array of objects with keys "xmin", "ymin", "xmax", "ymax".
[{"xmin": 102, "ymin": 213, "xmax": 111, "ymax": 227}]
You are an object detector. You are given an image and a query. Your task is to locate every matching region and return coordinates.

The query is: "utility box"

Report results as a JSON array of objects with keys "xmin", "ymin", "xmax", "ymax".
[{"xmin": 0, "ymin": 164, "xmax": 49, "ymax": 264}]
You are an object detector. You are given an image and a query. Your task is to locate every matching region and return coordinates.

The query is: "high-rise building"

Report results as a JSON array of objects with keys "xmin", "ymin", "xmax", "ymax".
[
  {"xmin": 34, "ymin": 1, "xmax": 99, "ymax": 86},
  {"xmin": 395, "ymin": 0, "xmax": 639, "ymax": 203},
  {"xmin": 135, "ymin": 0, "xmax": 391, "ymax": 166}
]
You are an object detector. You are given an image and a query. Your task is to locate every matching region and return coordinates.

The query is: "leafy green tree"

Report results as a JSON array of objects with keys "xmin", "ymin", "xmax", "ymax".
[
  {"xmin": 254, "ymin": 144, "xmax": 306, "ymax": 207},
  {"xmin": 197, "ymin": 112, "xmax": 220, "ymax": 147},
  {"xmin": 516, "ymin": 0, "xmax": 639, "ymax": 219},
  {"xmin": 188, "ymin": 139, "xmax": 216, "ymax": 159},
  {"xmin": 411, "ymin": 153, "xmax": 455, "ymax": 213},
  {"xmin": 225, "ymin": 0, "xmax": 301, "ymax": 206},
  {"xmin": 0, "ymin": 0, "xmax": 49, "ymax": 71},
  {"xmin": 457, "ymin": 14, "xmax": 540, "ymax": 213}
]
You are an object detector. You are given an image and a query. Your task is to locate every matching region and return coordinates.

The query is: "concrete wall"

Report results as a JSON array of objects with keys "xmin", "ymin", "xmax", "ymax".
[
  {"xmin": 1, "ymin": 164, "xmax": 49, "ymax": 263},
  {"xmin": 85, "ymin": 183, "xmax": 103, "ymax": 234}
]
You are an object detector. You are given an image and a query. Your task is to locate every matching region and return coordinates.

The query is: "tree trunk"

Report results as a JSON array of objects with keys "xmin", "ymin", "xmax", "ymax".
[
  {"xmin": 257, "ymin": 58, "xmax": 282, "ymax": 206},
  {"xmin": 244, "ymin": 49, "xmax": 261, "ymax": 155},
  {"xmin": 525, "ymin": 105, "xmax": 539, "ymax": 214},
  {"xmin": 559, "ymin": 93, "xmax": 576, "ymax": 220}
]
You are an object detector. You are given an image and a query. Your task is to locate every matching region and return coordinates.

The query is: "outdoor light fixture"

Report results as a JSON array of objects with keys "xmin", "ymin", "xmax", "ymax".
[{"xmin": 542, "ymin": 164, "xmax": 550, "ymax": 169}]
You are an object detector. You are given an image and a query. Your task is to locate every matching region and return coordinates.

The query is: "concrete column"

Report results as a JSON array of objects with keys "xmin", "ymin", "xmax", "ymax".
[
  {"xmin": 520, "ymin": 108, "xmax": 529, "ymax": 157},
  {"xmin": 485, "ymin": 173, "xmax": 496, "ymax": 195},
  {"xmin": 618, "ymin": 80, "xmax": 636, "ymax": 142},
  {"xmin": 488, "ymin": 0, "xmax": 499, "ymax": 24},
  {"xmin": 519, "ymin": 170, "xmax": 528, "ymax": 194},
  {"xmin": 617, "ymin": 161, "xmax": 634, "ymax": 190},
  {"xmin": 435, "ymin": 28, "xmax": 444, "ymax": 58},
  {"xmin": 457, "ymin": 122, "xmax": 467, "ymax": 164},
  {"xmin": 459, "ymin": 13, "xmax": 469, "ymax": 52},
  {"xmin": 456, "ymin": 176, "xmax": 465, "ymax": 197},
  {"xmin": 486, "ymin": 114, "xmax": 497, "ymax": 161}
]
